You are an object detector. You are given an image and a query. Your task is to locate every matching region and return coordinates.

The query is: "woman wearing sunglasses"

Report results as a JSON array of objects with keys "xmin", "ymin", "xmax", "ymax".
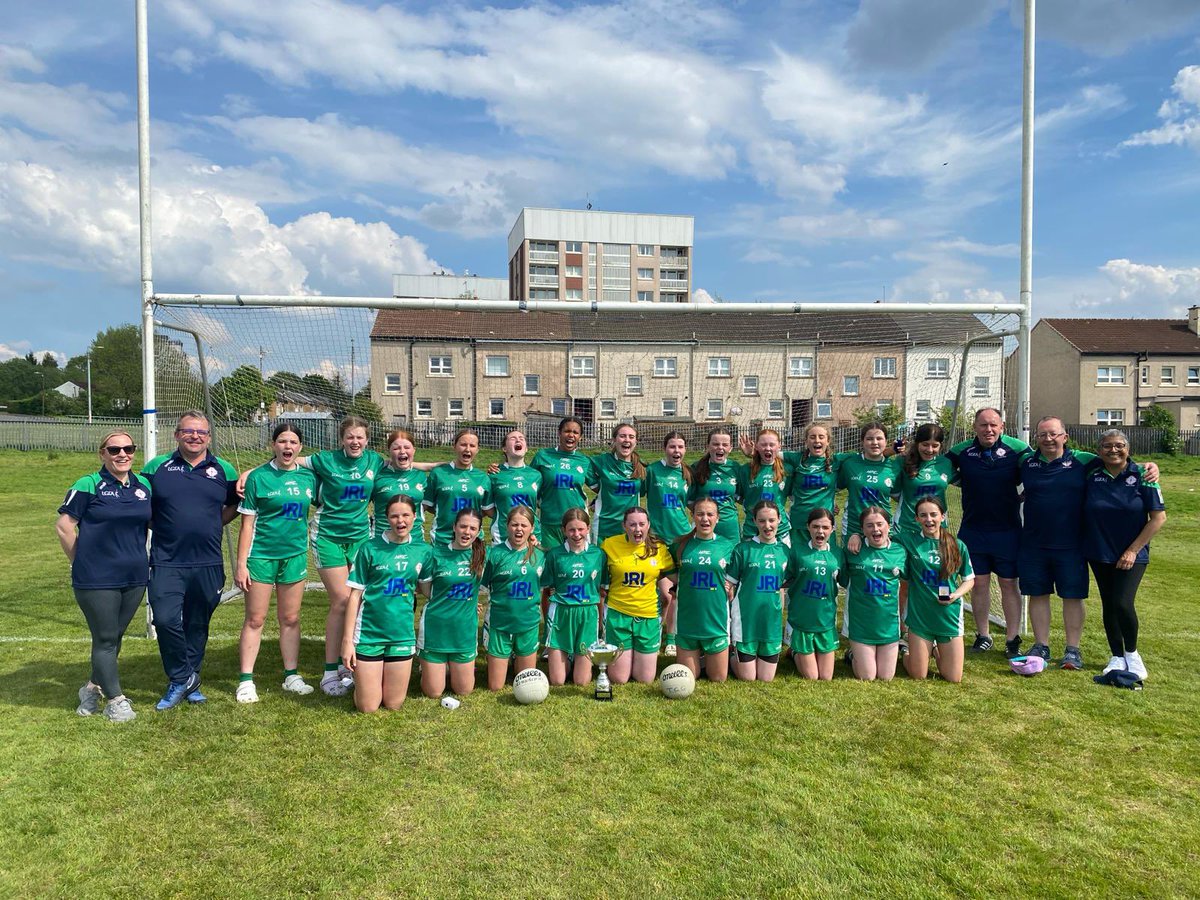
[{"xmin": 55, "ymin": 431, "xmax": 153, "ymax": 723}]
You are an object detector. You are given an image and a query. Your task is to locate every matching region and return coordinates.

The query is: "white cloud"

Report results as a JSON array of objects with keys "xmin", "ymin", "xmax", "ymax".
[
  {"xmin": 0, "ymin": 341, "xmax": 65, "ymax": 364},
  {"xmin": 1122, "ymin": 66, "xmax": 1200, "ymax": 152},
  {"xmin": 740, "ymin": 246, "xmax": 811, "ymax": 267},
  {"xmin": 772, "ymin": 210, "xmax": 905, "ymax": 243},
  {"xmin": 1035, "ymin": 258, "xmax": 1200, "ymax": 318},
  {"xmin": 0, "ymin": 44, "xmax": 45, "ymax": 74},
  {"xmin": 691, "ymin": 288, "xmax": 718, "ymax": 304}
]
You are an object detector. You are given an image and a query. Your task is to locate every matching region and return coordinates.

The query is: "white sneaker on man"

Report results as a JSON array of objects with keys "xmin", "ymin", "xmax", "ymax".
[
  {"xmin": 236, "ymin": 681, "xmax": 259, "ymax": 704},
  {"xmin": 282, "ymin": 674, "xmax": 314, "ymax": 695},
  {"xmin": 1124, "ymin": 650, "xmax": 1148, "ymax": 681},
  {"xmin": 1101, "ymin": 655, "xmax": 1126, "ymax": 676}
]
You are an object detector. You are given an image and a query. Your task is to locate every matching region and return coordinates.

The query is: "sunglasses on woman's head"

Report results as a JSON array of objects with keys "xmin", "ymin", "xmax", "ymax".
[{"xmin": 104, "ymin": 444, "xmax": 136, "ymax": 455}]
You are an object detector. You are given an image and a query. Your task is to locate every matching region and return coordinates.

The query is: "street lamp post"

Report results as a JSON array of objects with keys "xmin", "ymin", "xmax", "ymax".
[
  {"xmin": 37, "ymin": 371, "xmax": 46, "ymax": 416},
  {"xmin": 87, "ymin": 345, "xmax": 104, "ymax": 423}
]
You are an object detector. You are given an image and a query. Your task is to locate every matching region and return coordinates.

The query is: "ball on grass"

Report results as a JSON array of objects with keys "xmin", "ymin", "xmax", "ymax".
[
  {"xmin": 512, "ymin": 667, "xmax": 549, "ymax": 705},
  {"xmin": 660, "ymin": 663, "xmax": 695, "ymax": 700}
]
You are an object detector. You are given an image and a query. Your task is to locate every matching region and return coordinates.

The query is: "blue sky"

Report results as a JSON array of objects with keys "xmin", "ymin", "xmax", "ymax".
[{"xmin": 2, "ymin": 0, "xmax": 1199, "ymax": 365}]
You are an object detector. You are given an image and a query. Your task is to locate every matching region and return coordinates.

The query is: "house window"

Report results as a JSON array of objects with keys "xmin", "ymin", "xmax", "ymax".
[
  {"xmin": 637, "ymin": 268, "xmax": 654, "ymax": 280},
  {"xmin": 571, "ymin": 356, "xmax": 596, "ymax": 377},
  {"xmin": 488, "ymin": 398, "xmax": 505, "ymax": 418},
  {"xmin": 428, "ymin": 356, "xmax": 452, "ymax": 376},
  {"xmin": 767, "ymin": 399, "xmax": 784, "ymax": 419},
  {"xmin": 551, "ymin": 398, "xmax": 568, "ymax": 416},
  {"xmin": 1161, "ymin": 366, "xmax": 1175, "ymax": 385},
  {"xmin": 415, "ymin": 399, "xmax": 433, "ymax": 418},
  {"xmin": 384, "ymin": 373, "xmax": 403, "ymax": 394},
  {"xmin": 926, "ymin": 358, "xmax": 949, "ymax": 379},
  {"xmin": 654, "ymin": 357, "xmax": 677, "ymax": 377},
  {"xmin": 530, "ymin": 240, "xmax": 557, "ymax": 253},
  {"xmin": 565, "ymin": 241, "xmax": 582, "ymax": 252},
  {"xmin": 742, "ymin": 375, "xmax": 759, "ymax": 396},
  {"xmin": 661, "ymin": 398, "xmax": 678, "ymax": 417},
  {"xmin": 1096, "ymin": 366, "xmax": 1126, "ymax": 385},
  {"xmin": 816, "ymin": 400, "xmax": 832, "ymax": 419},
  {"xmin": 529, "ymin": 289, "xmax": 558, "ymax": 300},
  {"xmin": 875, "ymin": 399, "xmax": 892, "ymax": 415},
  {"xmin": 485, "ymin": 355, "xmax": 509, "ymax": 377},
  {"xmin": 523, "ymin": 374, "xmax": 540, "ymax": 395},
  {"xmin": 1141, "ymin": 366, "xmax": 1149, "ymax": 386},
  {"xmin": 973, "ymin": 376, "xmax": 990, "ymax": 397},
  {"xmin": 565, "ymin": 265, "xmax": 582, "ymax": 277},
  {"xmin": 706, "ymin": 399, "xmax": 724, "ymax": 419},
  {"xmin": 843, "ymin": 375, "xmax": 860, "ymax": 396},
  {"xmin": 599, "ymin": 399, "xmax": 616, "ymax": 419},
  {"xmin": 708, "ymin": 357, "xmax": 731, "ymax": 378},
  {"xmin": 638, "ymin": 244, "xmax": 654, "ymax": 256},
  {"xmin": 873, "ymin": 357, "xmax": 897, "ymax": 378},
  {"xmin": 626, "ymin": 375, "xmax": 643, "ymax": 396},
  {"xmin": 637, "ymin": 291, "xmax": 653, "ymax": 302},
  {"xmin": 1189, "ymin": 366, "xmax": 1200, "ymax": 386},
  {"xmin": 565, "ymin": 288, "xmax": 583, "ymax": 301},
  {"xmin": 789, "ymin": 356, "xmax": 814, "ymax": 378},
  {"xmin": 1096, "ymin": 408, "xmax": 1125, "ymax": 426},
  {"xmin": 915, "ymin": 400, "xmax": 932, "ymax": 421},
  {"xmin": 448, "ymin": 399, "xmax": 464, "ymax": 418}
]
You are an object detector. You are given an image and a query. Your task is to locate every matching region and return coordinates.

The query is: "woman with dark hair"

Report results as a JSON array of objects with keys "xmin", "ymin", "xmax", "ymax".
[
  {"xmin": 591, "ymin": 423, "xmax": 647, "ymax": 543},
  {"xmin": 531, "ymin": 417, "xmax": 597, "ymax": 547},
  {"xmin": 835, "ymin": 422, "xmax": 898, "ymax": 543},
  {"xmin": 787, "ymin": 507, "xmax": 843, "ymax": 681},
  {"xmin": 725, "ymin": 501, "xmax": 791, "ymax": 682},
  {"xmin": 541, "ymin": 508, "xmax": 608, "ymax": 686},
  {"xmin": 423, "ymin": 428, "xmax": 494, "ymax": 546},
  {"xmin": 688, "ymin": 427, "xmax": 742, "ymax": 542},
  {"xmin": 666, "ymin": 498, "xmax": 735, "ymax": 682},
  {"xmin": 645, "ymin": 431, "xmax": 692, "ymax": 543},
  {"xmin": 782, "ymin": 423, "xmax": 838, "ymax": 536}
]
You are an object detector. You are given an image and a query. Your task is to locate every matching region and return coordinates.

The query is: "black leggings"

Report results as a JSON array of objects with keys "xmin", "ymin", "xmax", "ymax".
[
  {"xmin": 74, "ymin": 586, "xmax": 145, "ymax": 699},
  {"xmin": 1088, "ymin": 561, "xmax": 1145, "ymax": 657}
]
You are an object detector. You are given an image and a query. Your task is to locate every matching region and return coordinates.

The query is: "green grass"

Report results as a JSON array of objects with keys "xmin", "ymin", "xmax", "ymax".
[{"xmin": 1, "ymin": 449, "xmax": 1199, "ymax": 898}]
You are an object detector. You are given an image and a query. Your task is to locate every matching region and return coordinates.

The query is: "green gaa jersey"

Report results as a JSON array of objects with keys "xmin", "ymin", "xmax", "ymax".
[
  {"xmin": 899, "ymin": 532, "xmax": 972, "ymax": 641},
  {"xmin": 844, "ymin": 541, "xmax": 908, "ymax": 645},
  {"xmin": 481, "ymin": 542, "xmax": 546, "ymax": 634},
  {"xmin": 238, "ymin": 461, "xmax": 317, "ymax": 559},
  {"xmin": 687, "ymin": 460, "xmax": 742, "ymax": 542},
  {"xmin": 739, "ymin": 460, "xmax": 793, "ymax": 541},
  {"xmin": 541, "ymin": 543, "xmax": 608, "ymax": 607},
  {"xmin": 782, "ymin": 452, "xmax": 839, "ymax": 533},
  {"xmin": 307, "ymin": 448, "xmax": 385, "ymax": 542},
  {"xmin": 489, "ymin": 465, "xmax": 543, "ymax": 545},
  {"xmin": 892, "ymin": 456, "xmax": 955, "ymax": 536},
  {"xmin": 788, "ymin": 541, "xmax": 844, "ymax": 634},
  {"xmin": 371, "ymin": 465, "xmax": 429, "ymax": 542},
  {"xmin": 725, "ymin": 538, "xmax": 791, "ymax": 644},
  {"xmin": 835, "ymin": 453, "xmax": 898, "ymax": 538},
  {"xmin": 644, "ymin": 461, "xmax": 692, "ymax": 543},
  {"xmin": 590, "ymin": 453, "xmax": 644, "ymax": 542},
  {"xmin": 531, "ymin": 449, "xmax": 595, "ymax": 544},
  {"xmin": 423, "ymin": 464, "xmax": 493, "ymax": 545},
  {"xmin": 418, "ymin": 544, "xmax": 484, "ymax": 654},
  {"xmin": 347, "ymin": 534, "xmax": 433, "ymax": 647},
  {"xmin": 673, "ymin": 534, "xmax": 736, "ymax": 641}
]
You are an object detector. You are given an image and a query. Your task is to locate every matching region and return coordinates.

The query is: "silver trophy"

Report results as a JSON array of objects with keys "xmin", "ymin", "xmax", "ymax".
[{"xmin": 586, "ymin": 639, "xmax": 624, "ymax": 701}]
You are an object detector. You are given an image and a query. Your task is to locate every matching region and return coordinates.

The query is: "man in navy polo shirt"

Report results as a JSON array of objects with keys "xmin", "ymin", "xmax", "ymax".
[{"xmin": 142, "ymin": 411, "xmax": 239, "ymax": 709}]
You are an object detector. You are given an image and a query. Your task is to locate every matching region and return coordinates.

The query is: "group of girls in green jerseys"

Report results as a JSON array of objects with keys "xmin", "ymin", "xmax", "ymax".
[{"xmin": 231, "ymin": 414, "xmax": 977, "ymax": 711}]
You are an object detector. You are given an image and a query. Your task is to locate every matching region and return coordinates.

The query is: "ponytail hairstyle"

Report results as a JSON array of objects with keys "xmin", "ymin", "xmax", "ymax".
[
  {"xmin": 807, "ymin": 506, "xmax": 835, "ymax": 526},
  {"xmin": 858, "ymin": 505, "xmax": 892, "ymax": 543},
  {"xmin": 803, "ymin": 423, "xmax": 833, "ymax": 474},
  {"xmin": 860, "ymin": 421, "xmax": 888, "ymax": 445},
  {"xmin": 506, "ymin": 505, "xmax": 538, "ymax": 563},
  {"xmin": 339, "ymin": 416, "xmax": 370, "ymax": 439},
  {"xmin": 452, "ymin": 507, "xmax": 487, "ymax": 578},
  {"xmin": 677, "ymin": 497, "xmax": 719, "ymax": 557},
  {"xmin": 622, "ymin": 506, "xmax": 659, "ymax": 560},
  {"xmin": 751, "ymin": 499, "xmax": 781, "ymax": 523},
  {"xmin": 916, "ymin": 496, "xmax": 961, "ymax": 581},
  {"xmin": 452, "ymin": 428, "xmax": 480, "ymax": 448},
  {"xmin": 271, "ymin": 422, "xmax": 302, "ymax": 442},
  {"xmin": 693, "ymin": 426, "xmax": 733, "ymax": 487},
  {"xmin": 903, "ymin": 423, "xmax": 945, "ymax": 478},
  {"xmin": 557, "ymin": 416, "xmax": 585, "ymax": 451},
  {"xmin": 384, "ymin": 494, "xmax": 418, "ymax": 538},
  {"xmin": 748, "ymin": 428, "xmax": 786, "ymax": 485},
  {"xmin": 613, "ymin": 423, "xmax": 646, "ymax": 480},
  {"xmin": 561, "ymin": 506, "xmax": 591, "ymax": 530},
  {"xmin": 662, "ymin": 430, "xmax": 692, "ymax": 485}
]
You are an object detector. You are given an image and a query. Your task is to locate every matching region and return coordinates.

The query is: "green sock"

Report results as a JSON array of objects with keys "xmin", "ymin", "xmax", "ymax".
[
  {"xmin": 239, "ymin": 673, "xmax": 254, "ymax": 683},
  {"xmin": 666, "ymin": 633, "xmax": 676, "ymax": 642},
  {"xmin": 324, "ymin": 662, "xmax": 338, "ymax": 673},
  {"xmin": 283, "ymin": 668, "xmax": 298, "ymax": 677}
]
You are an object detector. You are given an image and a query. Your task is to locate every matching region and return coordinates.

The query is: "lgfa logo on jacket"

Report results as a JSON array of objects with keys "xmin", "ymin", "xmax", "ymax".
[
  {"xmin": 134, "ymin": 488, "xmax": 148, "ymax": 500},
  {"xmin": 205, "ymin": 466, "xmax": 218, "ymax": 479}
]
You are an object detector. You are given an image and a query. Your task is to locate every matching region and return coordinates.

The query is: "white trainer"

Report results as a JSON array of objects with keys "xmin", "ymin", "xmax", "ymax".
[
  {"xmin": 282, "ymin": 673, "xmax": 314, "ymax": 695},
  {"xmin": 1101, "ymin": 655, "xmax": 1127, "ymax": 676},
  {"xmin": 338, "ymin": 664, "xmax": 355, "ymax": 688},
  {"xmin": 320, "ymin": 673, "xmax": 350, "ymax": 697},
  {"xmin": 76, "ymin": 682, "xmax": 103, "ymax": 717},
  {"xmin": 663, "ymin": 643, "xmax": 677, "ymax": 658},
  {"xmin": 103, "ymin": 697, "xmax": 136, "ymax": 723},
  {"xmin": 236, "ymin": 681, "xmax": 260, "ymax": 704},
  {"xmin": 1124, "ymin": 650, "xmax": 1148, "ymax": 681}
]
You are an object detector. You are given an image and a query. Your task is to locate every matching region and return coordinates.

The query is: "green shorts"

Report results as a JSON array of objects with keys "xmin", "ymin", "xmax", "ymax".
[
  {"xmin": 605, "ymin": 607, "xmax": 662, "ymax": 655},
  {"xmin": 355, "ymin": 642, "xmax": 415, "ymax": 661},
  {"xmin": 312, "ymin": 535, "xmax": 367, "ymax": 569},
  {"xmin": 907, "ymin": 626, "xmax": 962, "ymax": 646},
  {"xmin": 418, "ymin": 648, "xmax": 477, "ymax": 664},
  {"xmin": 676, "ymin": 634, "xmax": 730, "ymax": 654},
  {"xmin": 247, "ymin": 553, "xmax": 307, "ymax": 585},
  {"xmin": 545, "ymin": 603, "xmax": 599, "ymax": 656},
  {"xmin": 735, "ymin": 639, "xmax": 782, "ymax": 659},
  {"xmin": 484, "ymin": 622, "xmax": 540, "ymax": 658},
  {"xmin": 789, "ymin": 627, "xmax": 840, "ymax": 656}
]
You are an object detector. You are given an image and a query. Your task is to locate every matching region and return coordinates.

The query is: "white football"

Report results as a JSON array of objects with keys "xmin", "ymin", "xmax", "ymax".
[
  {"xmin": 660, "ymin": 663, "xmax": 696, "ymax": 700},
  {"xmin": 512, "ymin": 667, "xmax": 550, "ymax": 705}
]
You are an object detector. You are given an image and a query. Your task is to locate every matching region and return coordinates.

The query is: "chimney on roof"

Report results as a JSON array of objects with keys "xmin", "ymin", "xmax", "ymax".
[{"xmin": 1190, "ymin": 305, "xmax": 1199, "ymax": 335}]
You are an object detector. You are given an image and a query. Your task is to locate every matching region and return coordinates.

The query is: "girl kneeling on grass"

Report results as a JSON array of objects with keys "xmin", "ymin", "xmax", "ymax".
[
  {"xmin": 900, "ymin": 497, "xmax": 973, "ymax": 683},
  {"xmin": 787, "ymin": 507, "xmax": 844, "ymax": 681},
  {"xmin": 726, "ymin": 501, "xmax": 792, "ymax": 683},
  {"xmin": 481, "ymin": 507, "xmax": 546, "ymax": 691},
  {"xmin": 667, "ymin": 498, "xmax": 735, "ymax": 683},
  {"xmin": 234, "ymin": 424, "xmax": 318, "ymax": 703},
  {"xmin": 342, "ymin": 495, "xmax": 432, "ymax": 712},
  {"xmin": 844, "ymin": 506, "xmax": 908, "ymax": 681},
  {"xmin": 542, "ymin": 508, "xmax": 608, "ymax": 687},
  {"xmin": 417, "ymin": 508, "xmax": 486, "ymax": 699}
]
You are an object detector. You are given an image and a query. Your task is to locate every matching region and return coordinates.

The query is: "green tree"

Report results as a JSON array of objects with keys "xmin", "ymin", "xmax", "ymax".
[
  {"xmin": 349, "ymin": 385, "xmax": 383, "ymax": 424},
  {"xmin": 1139, "ymin": 404, "xmax": 1181, "ymax": 454},
  {"xmin": 213, "ymin": 365, "xmax": 275, "ymax": 422},
  {"xmin": 937, "ymin": 404, "xmax": 974, "ymax": 444},
  {"xmin": 89, "ymin": 325, "xmax": 144, "ymax": 417},
  {"xmin": 852, "ymin": 402, "xmax": 905, "ymax": 435}
]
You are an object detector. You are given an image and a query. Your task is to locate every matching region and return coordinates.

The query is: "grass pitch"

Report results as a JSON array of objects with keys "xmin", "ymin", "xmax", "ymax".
[{"xmin": 1, "ymin": 449, "xmax": 1198, "ymax": 898}]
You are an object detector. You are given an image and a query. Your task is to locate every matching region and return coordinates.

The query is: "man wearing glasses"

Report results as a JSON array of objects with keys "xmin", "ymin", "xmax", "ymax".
[{"xmin": 142, "ymin": 411, "xmax": 239, "ymax": 709}]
